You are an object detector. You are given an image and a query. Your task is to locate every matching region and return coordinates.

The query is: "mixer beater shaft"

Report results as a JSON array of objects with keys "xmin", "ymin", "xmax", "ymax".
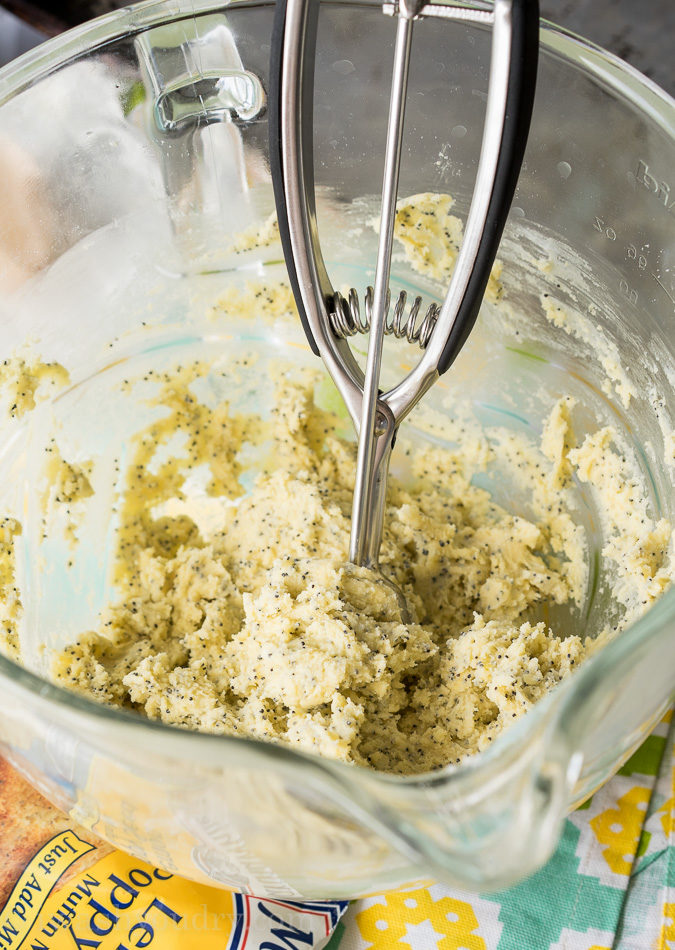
[{"xmin": 269, "ymin": 0, "xmax": 539, "ymax": 584}]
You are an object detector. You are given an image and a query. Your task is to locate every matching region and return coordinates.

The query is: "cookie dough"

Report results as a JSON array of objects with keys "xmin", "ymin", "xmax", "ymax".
[
  {"xmin": 392, "ymin": 192, "xmax": 504, "ymax": 304},
  {"xmin": 49, "ymin": 354, "xmax": 671, "ymax": 774}
]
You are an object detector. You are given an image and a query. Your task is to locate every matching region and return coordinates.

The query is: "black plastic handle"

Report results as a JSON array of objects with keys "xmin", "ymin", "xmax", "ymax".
[
  {"xmin": 268, "ymin": 0, "xmax": 321, "ymax": 356},
  {"xmin": 438, "ymin": 0, "xmax": 539, "ymax": 375}
]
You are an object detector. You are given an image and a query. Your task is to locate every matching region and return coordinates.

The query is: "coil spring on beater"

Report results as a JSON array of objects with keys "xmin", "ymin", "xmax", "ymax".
[{"xmin": 330, "ymin": 287, "xmax": 440, "ymax": 349}]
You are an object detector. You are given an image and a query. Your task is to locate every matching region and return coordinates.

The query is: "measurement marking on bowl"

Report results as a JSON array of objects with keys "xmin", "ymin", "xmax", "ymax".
[
  {"xmin": 590, "ymin": 214, "xmax": 674, "ymax": 311},
  {"xmin": 566, "ymin": 368, "xmax": 630, "ymax": 429},
  {"xmin": 634, "ymin": 442, "xmax": 663, "ymax": 519},
  {"xmin": 584, "ymin": 547, "xmax": 601, "ymax": 623},
  {"xmin": 477, "ymin": 402, "xmax": 531, "ymax": 427},
  {"xmin": 651, "ymin": 272, "xmax": 675, "ymax": 309},
  {"xmin": 505, "ymin": 345, "xmax": 549, "ymax": 363}
]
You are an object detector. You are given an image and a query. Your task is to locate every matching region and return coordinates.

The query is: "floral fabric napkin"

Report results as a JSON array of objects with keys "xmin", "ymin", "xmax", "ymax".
[{"xmin": 329, "ymin": 706, "xmax": 675, "ymax": 950}]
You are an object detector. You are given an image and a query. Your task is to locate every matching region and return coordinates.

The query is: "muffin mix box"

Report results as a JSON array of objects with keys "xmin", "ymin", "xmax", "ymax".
[{"xmin": 0, "ymin": 758, "xmax": 346, "ymax": 950}]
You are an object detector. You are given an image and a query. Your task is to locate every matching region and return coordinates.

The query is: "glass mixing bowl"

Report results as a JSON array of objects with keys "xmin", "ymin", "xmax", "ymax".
[{"xmin": 0, "ymin": 0, "xmax": 673, "ymax": 898}]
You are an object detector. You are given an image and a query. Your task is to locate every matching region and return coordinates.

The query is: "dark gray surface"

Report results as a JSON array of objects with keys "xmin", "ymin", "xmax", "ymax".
[
  {"xmin": 0, "ymin": 7, "xmax": 44, "ymax": 65},
  {"xmin": 1, "ymin": 0, "xmax": 673, "ymax": 95},
  {"xmin": 540, "ymin": 0, "xmax": 674, "ymax": 96}
]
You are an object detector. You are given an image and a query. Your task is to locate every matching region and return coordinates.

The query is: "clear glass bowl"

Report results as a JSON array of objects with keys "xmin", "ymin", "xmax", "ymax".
[{"xmin": 0, "ymin": 0, "xmax": 673, "ymax": 898}]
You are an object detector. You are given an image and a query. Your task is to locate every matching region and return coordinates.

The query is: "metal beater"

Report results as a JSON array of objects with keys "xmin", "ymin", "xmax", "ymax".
[{"xmin": 269, "ymin": 0, "xmax": 539, "ymax": 595}]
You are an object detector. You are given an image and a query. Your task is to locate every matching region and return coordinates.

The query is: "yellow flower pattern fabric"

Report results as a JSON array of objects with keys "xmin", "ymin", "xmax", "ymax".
[
  {"xmin": 590, "ymin": 786, "xmax": 651, "ymax": 875},
  {"xmin": 660, "ymin": 904, "xmax": 675, "ymax": 949},
  {"xmin": 356, "ymin": 888, "xmax": 486, "ymax": 950},
  {"xmin": 660, "ymin": 788, "xmax": 674, "ymax": 838},
  {"xmin": 328, "ymin": 706, "xmax": 675, "ymax": 950}
]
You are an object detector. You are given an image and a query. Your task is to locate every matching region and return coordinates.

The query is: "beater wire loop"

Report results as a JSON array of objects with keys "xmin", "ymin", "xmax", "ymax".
[{"xmin": 331, "ymin": 288, "xmax": 440, "ymax": 348}]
